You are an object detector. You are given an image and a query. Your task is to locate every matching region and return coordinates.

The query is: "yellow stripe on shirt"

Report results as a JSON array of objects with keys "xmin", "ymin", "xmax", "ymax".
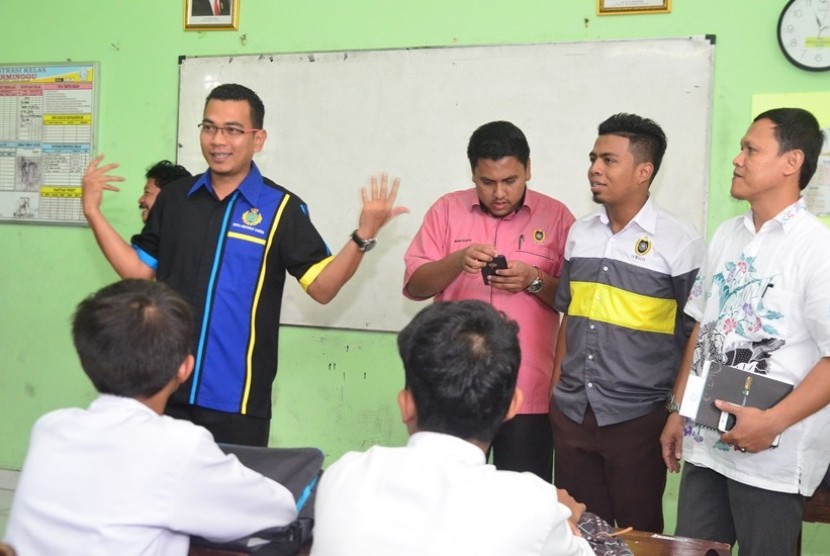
[
  {"xmin": 227, "ymin": 231, "xmax": 267, "ymax": 245},
  {"xmin": 241, "ymin": 195, "xmax": 290, "ymax": 413},
  {"xmin": 569, "ymin": 281, "xmax": 677, "ymax": 335},
  {"xmin": 299, "ymin": 256, "xmax": 335, "ymax": 291}
]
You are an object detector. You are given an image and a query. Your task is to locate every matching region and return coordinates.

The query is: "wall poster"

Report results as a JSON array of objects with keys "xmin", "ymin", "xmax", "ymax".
[{"xmin": 0, "ymin": 63, "xmax": 98, "ymax": 225}]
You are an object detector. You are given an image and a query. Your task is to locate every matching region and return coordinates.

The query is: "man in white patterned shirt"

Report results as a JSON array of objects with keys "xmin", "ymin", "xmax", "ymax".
[{"xmin": 661, "ymin": 107, "xmax": 830, "ymax": 556}]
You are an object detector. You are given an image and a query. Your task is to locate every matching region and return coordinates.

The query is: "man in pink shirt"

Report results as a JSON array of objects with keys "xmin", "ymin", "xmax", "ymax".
[{"xmin": 403, "ymin": 121, "xmax": 574, "ymax": 480}]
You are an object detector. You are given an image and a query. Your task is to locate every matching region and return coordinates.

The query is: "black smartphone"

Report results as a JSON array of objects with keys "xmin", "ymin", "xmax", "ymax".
[{"xmin": 481, "ymin": 255, "xmax": 508, "ymax": 285}]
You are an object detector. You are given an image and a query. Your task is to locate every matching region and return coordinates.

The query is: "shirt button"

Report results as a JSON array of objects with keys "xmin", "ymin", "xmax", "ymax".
[
  {"xmin": 589, "ymin": 324, "xmax": 595, "ymax": 330},
  {"xmin": 587, "ymin": 354, "xmax": 593, "ymax": 360},
  {"xmin": 602, "ymin": 266, "xmax": 608, "ymax": 272},
  {"xmin": 588, "ymin": 382, "xmax": 593, "ymax": 388}
]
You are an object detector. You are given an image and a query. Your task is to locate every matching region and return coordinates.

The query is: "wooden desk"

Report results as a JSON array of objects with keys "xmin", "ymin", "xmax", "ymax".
[{"xmin": 620, "ymin": 530, "xmax": 731, "ymax": 556}]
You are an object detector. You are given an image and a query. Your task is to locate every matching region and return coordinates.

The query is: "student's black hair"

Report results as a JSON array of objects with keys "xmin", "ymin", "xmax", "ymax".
[
  {"xmin": 466, "ymin": 121, "xmax": 530, "ymax": 171},
  {"xmin": 72, "ymin": 279, "xmax": 194, "ymax": 398},
  {"xmin": 205, "ymin": 83, "xmax": 265, "ymax": 129},
  {"xmin": 397, "ymin": 300, "xmax": 521, "ymax": 444},
  {"xmin": 598, "ymin": 113, "xmax": 668, "ymax": 182},
  {"xmin": 754, "ymin": 107, "xmax": 825, "ymax": 190},
  {"xmin": 145, "ymin": 160, "xmax": 191, "ymax": 189}
]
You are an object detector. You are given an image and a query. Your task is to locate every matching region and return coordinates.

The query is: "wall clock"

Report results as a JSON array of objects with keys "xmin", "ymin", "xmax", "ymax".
[{"xmin": 778, "ymin": 0, "xmax": 830, "ymax": 71}]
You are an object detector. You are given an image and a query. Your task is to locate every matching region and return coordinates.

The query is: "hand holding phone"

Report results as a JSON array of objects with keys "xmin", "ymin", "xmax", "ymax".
[
  {"xmin": 717, "ymin": 410, "xmax": 781, "ymax": 449},
  {"xmin": 481, "ymin": 255, "xmax": 507, "ymax": 285}
]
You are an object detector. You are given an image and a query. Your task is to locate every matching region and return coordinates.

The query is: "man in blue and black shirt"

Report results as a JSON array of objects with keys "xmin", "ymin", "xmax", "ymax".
[{"xmin": 82, "ymin": 83, "xmax": 406, "ymax": 446}]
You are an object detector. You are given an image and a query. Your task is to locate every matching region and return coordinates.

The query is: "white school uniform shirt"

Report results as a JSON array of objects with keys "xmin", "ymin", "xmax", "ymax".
[
  {"xmin": 682, "ymin": 199, "xmax": 830, "ymax": 495},
  {"xmin": 4, "ymin": 395, "xmax": 297, "ymax": 556},
  {"xmin": 311, "ymin": 431, "xmax": 594, "ymax": 556}
]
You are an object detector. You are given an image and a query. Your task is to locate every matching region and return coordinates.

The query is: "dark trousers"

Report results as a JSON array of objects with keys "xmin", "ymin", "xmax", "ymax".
[
  {"xmin": 550, "ymin": 404, "xmax": 668, "ymax": 532},
  {"xmin": 165, "ymin": 402, "xmax": 270, "ymax": 446},
  {"xmin": 490, "ymin": 413, "xmax": 553, "ymax": 482},
  {"xmin": 676, "ymin": 461, "xmax": 805, "ymax": 556}
]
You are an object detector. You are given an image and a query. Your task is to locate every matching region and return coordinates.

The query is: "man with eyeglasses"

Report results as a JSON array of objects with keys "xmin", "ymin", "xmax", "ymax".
[{"xmin": 81, "ymin": 83, "xmax": 406, "ymax": 446}]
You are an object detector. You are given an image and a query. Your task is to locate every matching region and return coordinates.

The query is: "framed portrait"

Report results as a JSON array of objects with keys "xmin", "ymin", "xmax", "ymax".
[
  {"xmin": 597, "ymin": 0, "xmax": 670, "ymax": 15},
  {"xmin": 185, "ymin": 0, "xmax": 239, "ymax": 30}
]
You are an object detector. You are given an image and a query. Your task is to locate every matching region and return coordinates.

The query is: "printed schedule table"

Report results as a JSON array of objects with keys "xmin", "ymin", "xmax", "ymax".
[{"xmin": 0, "ymin": 64, "xmax": 97, "ymax": 225}]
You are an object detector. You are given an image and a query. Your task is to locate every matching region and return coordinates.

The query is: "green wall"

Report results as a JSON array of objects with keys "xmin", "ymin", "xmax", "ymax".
[{"xmin": 2, "ymin": 0, "xmax": 829, "ymax": 550}]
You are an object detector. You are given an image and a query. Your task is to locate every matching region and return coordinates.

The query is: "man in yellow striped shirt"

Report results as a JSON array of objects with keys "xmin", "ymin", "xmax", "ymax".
[{"xmin": 549, "ymin": 113, "xmax": 704, "ymax": 533}]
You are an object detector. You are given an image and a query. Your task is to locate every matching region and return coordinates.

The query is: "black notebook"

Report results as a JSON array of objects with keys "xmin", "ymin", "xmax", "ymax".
[{"xmin": 681, "ymin": 360, "xmax": 793, "ymax": 430}]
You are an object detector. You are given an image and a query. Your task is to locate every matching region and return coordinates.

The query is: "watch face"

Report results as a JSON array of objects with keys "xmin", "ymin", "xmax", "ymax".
[
  {"xmin": 361, "ymin": 238, "xmax": 377, "ymax": 252},
  {"xmin": 526, "ymin": 278, "xmax": 543, "ymax": 293},
  {"xmin": 778, "ymin": 0, "xmax": 830, "ymax": 71},
  {"xmin": 351, "ymin": 230, "xmax": 377, "ymax": 252}
]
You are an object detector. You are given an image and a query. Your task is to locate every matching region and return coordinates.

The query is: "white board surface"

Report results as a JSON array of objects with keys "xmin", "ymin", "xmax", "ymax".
[{"xmin": 178, "ymin": 38, "xmax": 714, "ymax": 332}]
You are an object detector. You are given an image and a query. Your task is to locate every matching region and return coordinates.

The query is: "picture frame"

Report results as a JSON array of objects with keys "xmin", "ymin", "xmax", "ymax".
[
  {"xmin": 185, "ymin": 0, "xmax": 239, "ymax": 30},
  {"xmin": 597, "ymin": 0, "xmax": 670, "ymax": 15}
]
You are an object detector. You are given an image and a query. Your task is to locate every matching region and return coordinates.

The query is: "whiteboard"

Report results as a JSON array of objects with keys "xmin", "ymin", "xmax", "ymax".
[{"xmin": 178, "ymin": 38, "xmax": 714, "ymax": 332}]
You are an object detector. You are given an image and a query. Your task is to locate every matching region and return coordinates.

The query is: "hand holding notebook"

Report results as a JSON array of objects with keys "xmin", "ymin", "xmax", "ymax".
[{"xmin": 680, "ymin": 360, "xmax": 793, "ymax": 449}]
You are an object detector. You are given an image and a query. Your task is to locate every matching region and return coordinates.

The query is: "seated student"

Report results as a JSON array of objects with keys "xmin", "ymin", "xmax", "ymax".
[
  {"xmin": 311, "ymin": 300, "xmax": 594, "ymax": 556},
  {"xmin": 3, "ymin": 279, "xmax": 298, "ymax": 555}
]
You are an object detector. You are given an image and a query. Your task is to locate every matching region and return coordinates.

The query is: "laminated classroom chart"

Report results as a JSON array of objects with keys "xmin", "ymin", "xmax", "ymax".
[{"xmin": 0, "ymin": 63, "xmax": 98, "ymax": 225}]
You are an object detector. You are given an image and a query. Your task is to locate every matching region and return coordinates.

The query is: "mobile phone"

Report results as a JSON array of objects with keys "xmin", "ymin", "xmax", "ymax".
[
  {"xmin": 481, "ymin": 255, "xmax": 508, "ymax": 285},
  {"xmin": 717, "ymin": 410, "xmax": 736, "ymax": 433}
]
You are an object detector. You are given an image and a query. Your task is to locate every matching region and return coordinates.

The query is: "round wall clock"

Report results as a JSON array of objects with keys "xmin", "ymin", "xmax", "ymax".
[{"xmin": 777, "ymin": 0, "xmax": 830, "ymax": 71}]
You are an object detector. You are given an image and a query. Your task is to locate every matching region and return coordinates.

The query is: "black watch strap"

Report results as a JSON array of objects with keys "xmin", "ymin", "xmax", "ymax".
[{"xmin": 351, "ymin": 229, "xmax": 377, "ymax": 253}]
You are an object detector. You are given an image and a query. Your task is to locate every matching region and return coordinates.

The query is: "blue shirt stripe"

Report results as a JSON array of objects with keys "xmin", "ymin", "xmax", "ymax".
[{"xmin": 190, "ymin": 190, "xmax": 240, "ymax": 403}]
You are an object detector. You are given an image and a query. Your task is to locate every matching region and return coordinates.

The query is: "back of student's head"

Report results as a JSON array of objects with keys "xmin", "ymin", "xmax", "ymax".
[
  {"xmin": 145, "ymin": 160, "xmax": 191, "ymax": 189},
  {"xmin": 206, "ymin": 83, "xmax": 265, "ymax": 129},
  {"xmin": 598, "ymin": 113, "xmax": 667, "ymax": 181},
  {"xmin": 754, "ymin": 107, "xmax": 824, "ymax": 190},
  {"xmin": 72, "ymin": 279, "xmax": 194, "ymax": 398},
  {"xmin": 397, "ymin": 300, "xmax": 520, "ymax": 444},
  {"xmin": 466, "ymin": 120, "xmax": 530, "ymax": 170}
]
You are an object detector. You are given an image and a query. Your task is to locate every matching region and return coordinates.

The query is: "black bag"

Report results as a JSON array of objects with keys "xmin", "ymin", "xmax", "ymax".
[{"xmin": 189, "ymin": 444, "xmax": 325, "ymax": 555}]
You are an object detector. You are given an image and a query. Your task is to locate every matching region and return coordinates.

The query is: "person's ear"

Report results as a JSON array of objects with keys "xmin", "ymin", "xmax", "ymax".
[
  {"xmin": 253, "ymin": 129, "xmax": 268, "ymax": 153},
  {"xmin": 398, "ymin": 389, "xmax": 418, "ymax": 434},
  {"xmin": 783, "ymin": 149, "xmax": 805, "ymax": 181},
  {"xmin": 504, "ymin": 387, "xmax": 524, "ymax": 422},
  {"xmin": 637, "ymin": 161, "xmax": 654, "ymax": 186},
  {"xmin": 525, "ymin": 158, "xmax": 532, "ymax": 182},
  {"xmin": 177, "ymin": 354, "xmax": 195, "ymax": 384}
]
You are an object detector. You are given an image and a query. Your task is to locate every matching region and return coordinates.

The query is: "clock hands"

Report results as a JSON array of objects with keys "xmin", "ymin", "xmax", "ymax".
[{"xmin": 817, "ymin": 7, "xmax": 830, "ymax": 37}]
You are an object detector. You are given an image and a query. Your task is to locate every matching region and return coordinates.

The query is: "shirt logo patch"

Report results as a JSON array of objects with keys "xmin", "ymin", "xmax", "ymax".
[
  {"xmin": 242, "ymin": 208, "xmax": 263, "ymax": 227},
  {"xmin": 634, "ymin": 237, "xmax": 652, "ymax": 256},
  {"xmin": 534, "ymin": 229, "xmax": 545, "ymax": 242}
]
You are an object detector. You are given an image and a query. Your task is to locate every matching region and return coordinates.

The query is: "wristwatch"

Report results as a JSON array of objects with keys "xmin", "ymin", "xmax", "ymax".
[
  {"xmin": 526, "ymin": 266, "xmax": 543, "ymax": 293},
  {"xmin": 351, "ymin": 229, "xmax": 377, "ymax": 253},
  {"xmin": 666, "ymin": 394, "xmax": 680, "ymax": 414}
]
